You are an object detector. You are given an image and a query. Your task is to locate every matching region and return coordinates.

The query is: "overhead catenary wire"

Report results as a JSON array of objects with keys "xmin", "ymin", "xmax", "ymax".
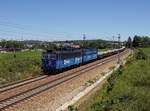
[
  {"xmin": 118, "ymin": 34, "xmax": 121, "ymax": 64},
  {"xmin": 0, "ymin": 21, "xmax": 77, "ymax": 41},
  {"xmin": 0, "ymin": 20, "xmax": 124, "ymax": 42}
]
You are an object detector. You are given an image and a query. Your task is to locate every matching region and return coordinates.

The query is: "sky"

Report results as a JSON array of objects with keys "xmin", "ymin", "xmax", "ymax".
[{"xmin": 0, "ymin": 0, "xmax": 150, "ymax": 41}]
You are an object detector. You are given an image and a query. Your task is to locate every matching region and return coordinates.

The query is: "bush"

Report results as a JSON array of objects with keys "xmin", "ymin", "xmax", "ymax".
[
  {"xmin": 68, "ymin": 105, "xmax": 78, "ymax": 111},
  {"xmin": 136, "ymin": 49, "xmax": 147, "ymax": 60}
]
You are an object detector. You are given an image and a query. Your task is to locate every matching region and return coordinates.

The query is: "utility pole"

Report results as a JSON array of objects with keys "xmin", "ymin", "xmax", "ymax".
[
  {"xmin": 81, "ymin": 34, "xmax": 86, "ymax": 64},
  {"xmin": 21, "ymin": 34, "xmax": 23, "ymax": 49},
  {"xmin": 83, "ymin": 34, "xmax": 86, "ymax": 48},
  {"xmin": 112, "ymin": 36, "xmax": 115, "ymax": 49},
  {"xmin": 118, "ymin": 34, "xmax": 121, "ymax": 64},
  {"xmin": 4, "ymin": 38, "xmax": 7, "ymax": 49}
]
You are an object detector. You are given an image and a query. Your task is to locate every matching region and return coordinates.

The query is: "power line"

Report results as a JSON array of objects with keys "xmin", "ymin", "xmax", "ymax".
[
  {"xmin": 0, "ymin": 21, "xmax": 75, "ymax": 40},
  {"xmin": 118, "ymin": 34, "xmax": 121, "ymax": 64},
  {"xmin": 0, "ymin": 28, "xmax": 72, "ymax": 41}
]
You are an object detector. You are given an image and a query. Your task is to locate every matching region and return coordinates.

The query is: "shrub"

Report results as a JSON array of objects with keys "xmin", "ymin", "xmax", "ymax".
[
  {"xmin": 68, "ymin": 105, "xmax": 78, "ymax": 111},
  {"xmin": 136, "ymin": 49, "xmax": 147, "ymax": 60}
]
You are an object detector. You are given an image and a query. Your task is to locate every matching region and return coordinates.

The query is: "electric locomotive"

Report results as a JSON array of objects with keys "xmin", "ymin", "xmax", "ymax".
[{"xmin": 42, "ymin": 48, "xmax": 98, "ymax": 73}]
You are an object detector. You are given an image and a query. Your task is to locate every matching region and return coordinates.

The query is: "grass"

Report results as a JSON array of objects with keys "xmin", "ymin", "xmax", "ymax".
[
  {"xmin": 98, "ymin": 48, "xmax": 115, "ymax": 53},
  {"xmin": 0, "ymin": 50, "xmax": 42, "ymax": 86},
  {"xmin": 78, "ymin": 48, "xmax": 150, "ymax": 111},
  {"xmin": 98, "ymin": 49, "xmax": 108, "ymax": 52},
  {"xmin": 98, "ymin": 48, "xmax": 119, "ymax": 52}
]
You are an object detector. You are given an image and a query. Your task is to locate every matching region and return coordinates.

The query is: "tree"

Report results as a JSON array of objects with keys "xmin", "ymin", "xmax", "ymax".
[
  {"xmin": 0, "ymin": 40, "xmax": 24, "ymax": 49},
  {"xmin": 132, "ymin": 35, "xmax": 142, "ymax": 47},
  {"xmin": 132, "ymin": 35, "xmax": 150, "ymax": 48},
  {"xmin": 126, "ymin": 37, "xmax": 132, "ymax": 48},
  {"xmin": 142, "ymin": 37, "xmax": 150, "ymax": 47}
]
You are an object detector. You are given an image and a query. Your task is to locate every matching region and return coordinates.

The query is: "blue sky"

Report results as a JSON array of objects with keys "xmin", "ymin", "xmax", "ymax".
[{"xmin": 0, "ymin": 0, "xmax": 150, "ymax": 41}]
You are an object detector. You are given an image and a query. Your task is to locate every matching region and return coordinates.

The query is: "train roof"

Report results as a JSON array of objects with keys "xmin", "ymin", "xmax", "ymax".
[{"xmin": 44, "ymin": 48, "xmax": 97, "ymax": 54}]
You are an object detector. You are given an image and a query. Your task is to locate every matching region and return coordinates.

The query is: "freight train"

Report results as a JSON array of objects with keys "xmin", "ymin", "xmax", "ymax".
[{"xmin": 42, "ymin": 47, "xmax": 125, "ymax": 74}]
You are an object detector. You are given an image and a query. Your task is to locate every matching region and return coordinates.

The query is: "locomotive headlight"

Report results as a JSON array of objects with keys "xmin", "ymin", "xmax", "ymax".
[{"xmin": 64, "ymin": 59, "xmax": 70, "ymax": 65}]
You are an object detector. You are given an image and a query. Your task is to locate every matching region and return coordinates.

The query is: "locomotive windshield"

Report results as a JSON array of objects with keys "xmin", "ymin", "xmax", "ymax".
[
  {"xmin": 48, "ymin": 53, "xmax": 56, "ymax": 60},
  {"xmin": 42, "ymin": 52, "xmax": 56, "ymax": 60}
]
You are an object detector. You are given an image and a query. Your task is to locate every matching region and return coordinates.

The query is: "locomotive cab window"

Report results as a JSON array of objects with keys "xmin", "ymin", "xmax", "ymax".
[
  {"xmin": 47, "ymin": 53, "xmax": 56, "ymax": 60},
  {"xmin": 42, "ymin": 52, "xmax": 48, "ymax": 59}
]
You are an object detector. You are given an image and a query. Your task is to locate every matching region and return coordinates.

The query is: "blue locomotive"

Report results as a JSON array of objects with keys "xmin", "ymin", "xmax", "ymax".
[{"xmin": 42, "ymin": 48, "xmax": 98, "ymax": 73}]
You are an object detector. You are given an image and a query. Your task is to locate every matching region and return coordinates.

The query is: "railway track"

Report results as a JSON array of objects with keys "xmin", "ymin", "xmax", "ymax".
[
  {"xmin": 0, "ymin": 49, "xmax": 129, "ymax": 110},
  {"xmin": 0, "ymin": 75, "xmax": 48, "ymax": 93}
]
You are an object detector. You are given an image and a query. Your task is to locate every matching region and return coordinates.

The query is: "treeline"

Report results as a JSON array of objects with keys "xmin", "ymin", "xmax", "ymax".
[
  {"xmin": 72, "ymin": 39, "xmax": 120, "ymax": 49},
  {"xmin": 126, "ymin": 35, "xmax": 150, "ymax": 48},
  {"xmin": 0, "ymin": 40, "xmax": 24, "ymax": 49},
  {"xmin": 1, "ymin": 35, "xmax": 150, "ymax": 50},
  {"xmin": 0, "ymin": 39, "xmax": 121, "ymax": 50},
  {"xmin": 0, "ymin": 40, "xmax": 58, "ymax": 50},
  {"xmin": 133, "ymin": 35, "xmax": 150, "ymax": 47}
]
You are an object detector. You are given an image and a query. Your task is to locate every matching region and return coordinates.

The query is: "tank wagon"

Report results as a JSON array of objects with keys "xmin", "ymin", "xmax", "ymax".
[{"xmin": 42, "ymin": 48, "xmax": 98, "ymax": 73}]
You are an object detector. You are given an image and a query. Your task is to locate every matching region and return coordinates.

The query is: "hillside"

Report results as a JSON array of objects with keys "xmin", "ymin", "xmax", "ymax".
[{"xmin": 78, "ymin": 48, "xmax": 150, "ymax": 111}]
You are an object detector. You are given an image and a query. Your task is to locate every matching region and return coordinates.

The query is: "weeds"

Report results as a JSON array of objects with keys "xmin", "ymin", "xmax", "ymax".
[
  {"xmin": 87, "ymin": 80, "xmax": 95, "ymax": 84},
  {"xmin": 135, "ymin": 49, "xmax": 147, "ymax": 60},
  {"xmin": 68, "ymin": 105, "xmax": 78, "ymax": 111},
  {"xmin": 0, "ymin": 51, "xmax": 42, "ymax": 86}
]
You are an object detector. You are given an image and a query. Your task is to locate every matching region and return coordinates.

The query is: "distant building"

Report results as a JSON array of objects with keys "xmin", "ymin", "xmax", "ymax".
[
  {"xmin": 26, "ymin": 44, "xmax": 33, "ymax": 48},
  {"xmin": 0, "ymin": 48, "xmax": 21, "ymax": 53},
  {"xmin": 70, "ymin": 44, "xmax": 80, "ymax": 48},
  {"xmin": 0, "ymin": 48, "xmax": 6, "ymax": 53}
]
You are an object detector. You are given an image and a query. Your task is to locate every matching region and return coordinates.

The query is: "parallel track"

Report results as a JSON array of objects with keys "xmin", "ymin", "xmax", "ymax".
[
  {"xmin": 0, "ymin": 75, "xmax": 48, "ymax": 93},
  {"xmin": 0, "ymin": 49, "xmax": 125, "ymax": 93},
  {"xmin": 0, "ymin": 49, "xmax": 129, "ymax": 110}
]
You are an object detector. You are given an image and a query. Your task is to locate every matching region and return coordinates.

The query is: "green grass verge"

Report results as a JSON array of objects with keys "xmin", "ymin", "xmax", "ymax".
[
  {"xmin": 0, "ymin": 50, "xmax": 42, "ymax": 86},
  {"xmin": 98, "ymin": 49, "xmax": 108, "ymax": 52},
  {"xmin": 78, "ymin": 48, "xmax": 150, "ymax": 111}
]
